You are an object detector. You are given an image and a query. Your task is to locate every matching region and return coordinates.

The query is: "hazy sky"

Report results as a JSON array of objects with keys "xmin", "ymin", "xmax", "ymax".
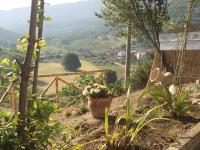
[{"xmin": 0, "ymin": 0, "xmax": 85, "ymax": 10}]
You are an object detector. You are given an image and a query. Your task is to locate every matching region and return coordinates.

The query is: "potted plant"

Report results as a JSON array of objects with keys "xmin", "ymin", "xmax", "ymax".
[{"xmin": 82, "ymin": 84, "xmax": 112, "ymax": 118}]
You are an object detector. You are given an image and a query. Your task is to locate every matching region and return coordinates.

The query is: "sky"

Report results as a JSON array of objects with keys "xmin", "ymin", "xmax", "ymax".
[{"xmin": 0, "ymin": 0, "xmax": 85, "ymax": 10}]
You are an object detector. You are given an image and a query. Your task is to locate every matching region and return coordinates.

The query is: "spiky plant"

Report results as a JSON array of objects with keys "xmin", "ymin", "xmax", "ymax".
[{"xmin": 104, "ymin": 86, "xmax": 171, "ymax": 150}]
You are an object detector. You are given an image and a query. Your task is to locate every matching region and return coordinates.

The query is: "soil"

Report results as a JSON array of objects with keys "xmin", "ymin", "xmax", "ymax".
[{"xmin": 53, "ymin": 89, "xmax": 200, "ymax": 150}]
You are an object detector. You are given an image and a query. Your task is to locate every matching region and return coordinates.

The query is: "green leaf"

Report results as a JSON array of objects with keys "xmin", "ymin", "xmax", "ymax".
[
  {"xmin": 44, "ymin": 16, "xmax": 53, "ymax": 21},
  {"xmin": 105, "ymin": 107, "xmax": 109, "ymax": 136},
  {"xmin": 1, "ymin": 58, "xmax": 10, "ymax": 65}
]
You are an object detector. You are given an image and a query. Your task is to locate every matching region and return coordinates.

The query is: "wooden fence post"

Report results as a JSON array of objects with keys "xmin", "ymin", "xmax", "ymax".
[
  {"xmin": 10, "ymin": 85, "xmax": 17, "ymax": 112},
  {"xmin": 103, "ymin": 71, "xmax": 107, "ymax": 86},
  {"xmin": 55, "ymin": 76, "xmax": 59, "ymax": 103}
]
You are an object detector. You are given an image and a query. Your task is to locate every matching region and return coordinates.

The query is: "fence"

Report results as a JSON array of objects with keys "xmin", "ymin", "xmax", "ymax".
[{"xmin": 0, "ymin": 69, "xmax": 108, "ymax": 112}]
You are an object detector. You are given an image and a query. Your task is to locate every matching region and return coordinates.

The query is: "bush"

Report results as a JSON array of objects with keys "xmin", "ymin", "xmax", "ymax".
[
  {"xmin": 0, "ymin": 100, "xmax": 64, "ymax": 149},
  {"xmin": 74, "ymin": 74, "xmax": 98, "ymax": 89},
  {"xmin": 62, "ymin": 53, "xmax": 81, "ymax": 71},
  {"xmin": 0, "ymin": 112, "xmax": 19, "ymax": 150},
  {"xmin": 108, "ymin": 80, "xmax": 126, "ymax": 96},
  {"xmin": 105, "ymin": 70, "xmax": 118, "ymax": 84},
  {"xmin": 61, "ymin": 86, "xmax": 80, "ymax": 97},
  {"xmin": 129, "ymin": 60, "xmax": 152, "ymax": 89}
]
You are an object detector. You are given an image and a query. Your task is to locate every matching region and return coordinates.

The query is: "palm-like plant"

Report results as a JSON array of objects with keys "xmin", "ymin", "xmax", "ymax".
[{"xmin": 150, "ymin": 85, "xmax": 198, "ymax": 118}]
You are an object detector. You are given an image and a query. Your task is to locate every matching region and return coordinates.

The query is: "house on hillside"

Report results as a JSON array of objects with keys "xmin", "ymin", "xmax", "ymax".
[
  {"xmin": 104, "ymin": 48, "xmax": 114, "ymax": 56},
  {"xmin": 118, "ymin": 50, "xmax": 126, "ymax": 58},
  {"xmin": 158, "ymin": 32, "xmax": 200, "ymax": 81},
  {"xmin": 135, "ymin": 51, "xmax": 148, "ymax": 60}
]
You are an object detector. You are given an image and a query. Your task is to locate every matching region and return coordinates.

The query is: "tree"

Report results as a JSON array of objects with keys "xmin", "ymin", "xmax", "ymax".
[
  {"xmin": 17, "ymin": 0, "xmax": 38, "ymax": 142},
  {"xmin": 105, "ymin": 70, "xmax": 118, "ymax": 84},
  {"xmin": 129, "ymin": 0, "xmax": 169, "ymax": 53},
  {"xmin": 96, "ymin": 0, "xmax": 139, "ymax": 84},
  {"xmin": 98, "ymin": 0, "xmax": 171, "ymax": 73},
  {"xmin": 31, "ymin": 0, "xmax": 45, "ymax": 107},
  {"xmin": 129, "ymin": 0, "xmax": 172, "ymax": 72},
  {"xmin": 62, "ymin": 53, "xmax": 81, "ymax": 71}
]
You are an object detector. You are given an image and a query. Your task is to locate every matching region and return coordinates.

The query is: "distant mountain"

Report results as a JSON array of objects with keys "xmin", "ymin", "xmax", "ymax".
[
  {"xmin": 0, "ymin": 0, "xmax": 122, "ymax": 53},
  {"xmin": 0, "ymin": 28, "xmax": 18, "ymax": 48},
  {"xmin": 0, "ymin": 0, "xmax": 103, "ymax": 36}
]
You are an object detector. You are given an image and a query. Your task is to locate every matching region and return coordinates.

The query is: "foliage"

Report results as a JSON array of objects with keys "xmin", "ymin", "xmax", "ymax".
[
  {"xmin": 62, "ymin": 53, "xmax": 81, "ymax": 71},
  {"xmin": 26, "ymin": 100, "xmax": 61, "ymax": 149},
  {"xmin": 61, "ymin": 86, "xmax": 80, "ymax": 97},
  {"xmin": 82, "ymin": 84, "xmax": 112, "ymax": 99},
  {"xmin": 0, "ymin": 100, "xmax": 65, "ymax": 149},
  {"xmin": 150, "ymin": 85, "xmax": 199, "ymax": 118},
  {"xmin": 96, "ymin": 0, "xmax": 140, "ymax": 37},
  {"xmin": 0, "ymin": 58, "xmax": 20, "ymax": 92},
  {"xmin": 104, "ymin": 86, "xmax": 170, "ymax": 149},
  {"xmin": 0, "ymin": 58, "xmax": 20, "ymax": 78},
  {"xmin": 168, "ymin": 0, "xmax": 200, "ymax": 29},
  {"xmin": 98, "ymin": 0, "xmax": 169, "ymax": 52},
  {"xmin": 108, "ymin": 80, "xmax": 126, "ymax": 97},
  {"xmin": 105, "ymin": 70, "xmax": 118, "ymax": 84},
  {"xmin": 129, "ymin": 60, "xmax": 152, "ymax": 89},
  {"xmin": 74, "ymin": 74, "xmax": 98, "ymax": 89},
  {"xmin": 0, "ymin": 112, "xmax": 19, "ymax": 150}
]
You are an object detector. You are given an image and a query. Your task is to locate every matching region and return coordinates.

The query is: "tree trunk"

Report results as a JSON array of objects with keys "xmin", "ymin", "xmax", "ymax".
[
  {"xmin": 18, "ymin": 0, "xmax": 38, "ymax": 142},
  {"xmin": 31, "ymin": 0, "xmax": 45, "ymax": 107},
  {"xmin": 125, "ymin": 23, "xmax": 132, "ymax": 84}
]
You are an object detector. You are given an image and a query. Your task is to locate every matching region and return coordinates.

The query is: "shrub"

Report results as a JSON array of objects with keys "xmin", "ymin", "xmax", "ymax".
[
  {"xmin": 105, "ymin": 70, "xmax": 118, "ymax": 84},
  {"xmin": 0, "ymin": 100, "xmax": 64, "ymax": 149},
  {"xmin": 26, "ymin": 100, "xmax": 61, "ymax": 149},
  {"xmin": 61, "ymin": 86, "xmax": 80, "ymax": 97},
  {"xmin": 74, "ymin": 74, "xmax": 98, "ymax": 89},
  {"xmin": 0, "ymin": 112, "xmax": 19, "ymax": 150},
  {"xmin": 62, "ymin": 53, "xmax": 81, "ymax": 71},
  {"xmin": 108, "ymin": 80, "xmax": 126, "ymax": 96},
  {"xmin": 129, "ymin": 60, "xmax": 152, "ymax": 89}
]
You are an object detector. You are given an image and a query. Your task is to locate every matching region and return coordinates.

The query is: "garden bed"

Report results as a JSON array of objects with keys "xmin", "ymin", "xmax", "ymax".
[
  {"xmin": 167, "ymin": 122, "xmax": 200, "ymax": 150},
  {"xmin": 53, "ymin": 89, "xmax": 200, "ymax": 150}
]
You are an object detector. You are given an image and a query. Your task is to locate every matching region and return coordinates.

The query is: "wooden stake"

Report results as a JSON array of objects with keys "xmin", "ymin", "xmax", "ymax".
[
  {"xmin": 0, "ymin": 83, "xmax": 13, "ymax": 103},
  {"xmin": 10, "ymin": 86, "xmax": 17, "ymax": 112},
  {"xmin": 40, "ymin": 77, "xmax": 56, "ymax": 98},
  {"xmin": 103, "ymin": 72, "xmax": 107, "ymax": 86},
  {"xmin": 58, "ymin": 77, "xmax": 82, "ymax": 92},
  {"xmin": 55, "ymin": 76, "xmax": 59, "ymax": 103}
]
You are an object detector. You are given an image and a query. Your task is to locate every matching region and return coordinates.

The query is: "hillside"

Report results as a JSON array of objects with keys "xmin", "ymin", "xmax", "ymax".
[
  {"xmin": 0, "ymin": 0, "xmax": 103, "ymax": 35},
  {"xmin": 0, "ymin": 27, "xmax": 18, "ymax": 48},
  {"xmin": 0, "ymin": 0, "xmax": 123, "ymax": 53}
]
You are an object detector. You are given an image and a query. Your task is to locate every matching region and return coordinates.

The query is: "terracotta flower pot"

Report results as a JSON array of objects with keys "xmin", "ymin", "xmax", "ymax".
[{"xmin": 88, "ymin": 97, "xmax": 112, "ymax": 118}]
